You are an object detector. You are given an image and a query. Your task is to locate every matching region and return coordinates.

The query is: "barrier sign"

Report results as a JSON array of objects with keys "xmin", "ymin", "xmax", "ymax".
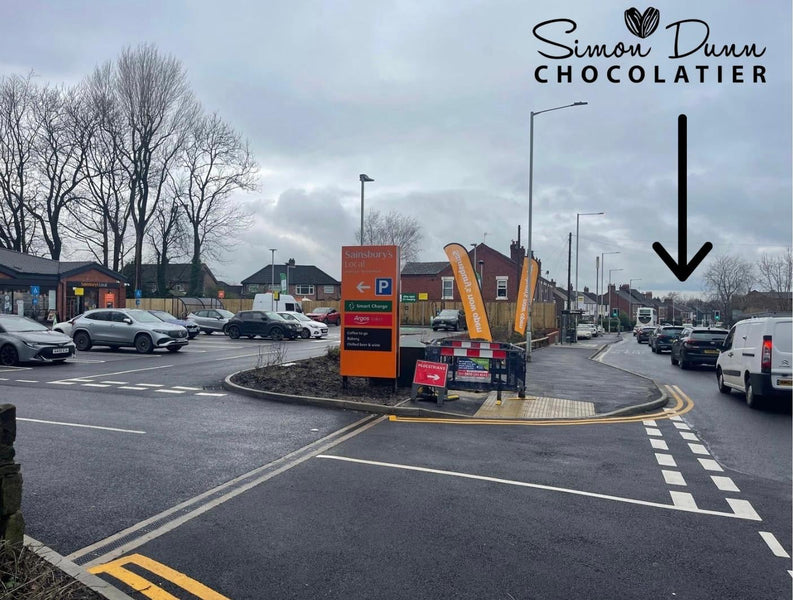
[
  {"xmin": 340, "ymin": 245, "xmax": 400, "ymax": 379},
  {"xmin": 413, "ymin": 360, "xmax": 448, "ymax": 387}
]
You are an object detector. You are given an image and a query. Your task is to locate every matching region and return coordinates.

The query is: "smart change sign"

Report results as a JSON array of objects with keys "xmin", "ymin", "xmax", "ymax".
[{"xmin": 340, "ymin": 245, "xmax": 400, "ymax": 379}]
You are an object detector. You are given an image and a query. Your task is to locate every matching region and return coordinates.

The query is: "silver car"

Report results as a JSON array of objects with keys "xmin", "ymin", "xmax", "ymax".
[
  {"xmin": 71, "ymin": 308, "xmax": 189, "ymax": 354},
  {"xmin": 277, "ymin": 311, "xmax": 329, "ymax": 339},
  {"xmin": 185, "ymin": 309, "xmax": 235, "ymax": 334},
  {"xmin": 0, "ymin": 314, "xmax": 76, "ymax": 366}
]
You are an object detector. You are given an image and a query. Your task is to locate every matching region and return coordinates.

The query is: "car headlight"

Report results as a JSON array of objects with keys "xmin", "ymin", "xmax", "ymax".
[
  {"xmin": 153, "ymin": 329, "xmax": 171, "ymax": 335},
  {"xmin": 23, "ymin": 341, "xmax": 45, "ymax": 349}
]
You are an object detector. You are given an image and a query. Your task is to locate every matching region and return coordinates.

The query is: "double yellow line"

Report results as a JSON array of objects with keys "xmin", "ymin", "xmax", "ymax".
[{"xmin": 388, "ymin": 384, "xmax": 693, "ymax": 426}]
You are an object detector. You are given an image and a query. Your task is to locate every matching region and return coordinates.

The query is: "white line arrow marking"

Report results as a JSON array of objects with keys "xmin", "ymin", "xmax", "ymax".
[{"xmin": 356, "ymin": 281, "xmax": 371, "ymax": 293}]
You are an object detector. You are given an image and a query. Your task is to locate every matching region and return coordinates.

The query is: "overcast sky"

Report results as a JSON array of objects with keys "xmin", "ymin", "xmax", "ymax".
[{"xmin": 3, "ymin": 0, "xmax": 790, "ymax": 297}]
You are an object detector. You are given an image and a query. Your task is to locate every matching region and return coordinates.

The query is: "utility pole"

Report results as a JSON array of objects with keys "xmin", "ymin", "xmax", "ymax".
[
  {"xmin": 566, "ymin": 232, "xmax": 572, "ymax": 343},
  {"xmin": 595, "ymin": 256, "xmax": 600, "ymax": 327}
]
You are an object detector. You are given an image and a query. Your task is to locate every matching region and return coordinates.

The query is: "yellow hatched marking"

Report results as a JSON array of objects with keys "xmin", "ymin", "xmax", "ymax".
[{"xmin": 89, "ymin": 553, "xmax": 230, "ymax": 600}]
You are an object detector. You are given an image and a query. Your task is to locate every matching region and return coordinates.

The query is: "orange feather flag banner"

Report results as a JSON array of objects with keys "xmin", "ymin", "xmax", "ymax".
[
  {"xmin": 514, "ymin": 257, "xmax": 540, "ymax": 335},
  {"xmin": 443, "ymin": 243, "xmax": 492, "ymax": 341}
]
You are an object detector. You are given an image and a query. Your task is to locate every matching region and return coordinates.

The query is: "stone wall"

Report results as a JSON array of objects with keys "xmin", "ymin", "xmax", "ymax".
[{"xmin": 0, "ymin": 405, "xmax": 23, "ymax": 546}]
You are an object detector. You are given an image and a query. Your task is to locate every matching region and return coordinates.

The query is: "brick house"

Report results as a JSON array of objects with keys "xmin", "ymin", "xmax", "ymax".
[
  {"xmin": 134, "ymin": 263, "xmax": 220, "ymax": 296},
  {"xmin": 241, "ymin": 263, "xmax": 341, "ymax": 300}
]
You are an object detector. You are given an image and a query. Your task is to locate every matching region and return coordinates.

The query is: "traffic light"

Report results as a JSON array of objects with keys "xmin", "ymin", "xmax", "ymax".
[
  {"xmin": 714, "ymin": 310, "xmax": 720, "ymax": 322},
  {"xmin": 612, "ymin": 308, "xmax": 619, "ymax": 318}
]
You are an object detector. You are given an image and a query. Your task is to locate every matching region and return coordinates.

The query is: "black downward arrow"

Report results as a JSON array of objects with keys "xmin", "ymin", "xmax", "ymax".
[{"xmin": 652, "ymin": 114, "xmax": 713, "ymax": 282}]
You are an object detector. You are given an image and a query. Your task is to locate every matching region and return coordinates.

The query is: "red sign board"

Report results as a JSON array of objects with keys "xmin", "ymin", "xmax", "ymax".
[
  {"xmin": 340, "ymin": 245, "xmax": 400, "ymax": 379},
  {"xmin": 413, "ymin": 360, "xmax": 449, "ymax": 387}
]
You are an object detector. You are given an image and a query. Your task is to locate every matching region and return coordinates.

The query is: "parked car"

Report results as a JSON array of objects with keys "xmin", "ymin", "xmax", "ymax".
[
  {"xmin": 649, "ymin": 325, "xmax": 684, "ymax": 353},
  {"xmin": 186, "ymin": 309, "xmax": 235, "ymax": 334},
  {"xmin": 716, "ymin": 316, "xmax": 793, "ymax": 408},
  {"xmin": 306, "ymin": 307, "xmax": 341, "ymax": 326},
  {"xmin": 278, "ymin": 311, "xmax": 328, "ymax": 339},
  {"xmin": 225, "ymin": 310, "xmax": 301, "ymax": 340},
  {"xmin": 71, "ymin": 308, "xmax": 189, "ymax": 354},
  {"xmin": 431, "ymin": 309, "xmax": 467, "ymax": 332},
  {"xmin": 52, "ymin": 314, "xmax": 82, "ymax": 337},
  {"xmin": 580, "ymin": 323, "xmax": 598, "ymax": 337},
  {"xmin": 576, "ymin": 324, "xmax": 593, "ymax": 340},
  {"xmin": 147, "ymin": 310, "xmax": 200, "ymax": 339},
  {"xmin": 636, "ymin": 326, "xmax": 655, "ymax": 343},
  {"xmin": 0, "ymin": 314, "xmax": 76, "ymax": 366},
  {"xmin": 670, "ymin": 327, "xmax": 729, "ymax": 370}
]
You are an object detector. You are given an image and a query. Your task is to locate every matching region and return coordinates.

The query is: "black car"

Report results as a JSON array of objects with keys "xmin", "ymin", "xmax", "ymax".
[
  {"xmin": 636, "ymin": 326, "xmax": 655, "ymax": 343},
  {"xmin": 670, "ymin": 327, "xmax": 729, "ymax": 369},
  {"xmin": 649, "ymin": 325, "xmax": 684, "ymax": 353},
  {"xmin": 432, "ymin": 309, "xmax": 467, "ymax": 332},
  {"xmin": 225, "ymin": 310, "xmax": 301, "ymax": 340}
]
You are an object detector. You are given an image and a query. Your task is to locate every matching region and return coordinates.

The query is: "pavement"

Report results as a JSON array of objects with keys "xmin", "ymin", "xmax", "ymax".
[{"xmin": 226, "ymin": 332, "xmax": 668, "ymax": 421}]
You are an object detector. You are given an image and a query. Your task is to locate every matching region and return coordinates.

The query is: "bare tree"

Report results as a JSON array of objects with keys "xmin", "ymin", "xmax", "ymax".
[
  {"xmin": 357, "ymin": 209, "xmax": 423, "ymax": 267},
  {"xmin": 111, "ymin": 44, "xmax": 197, "ymax": 292},
  {"xmin": 178, "ymin": 112, "xmax": 257, "ymax": 295},
  {"xmin": 702, "ymin": 254, "xmax": 755, "ymax": 326},
  {"xmin": 0, "ymin": 74, "xmax": 38, "ymax": 252},
  {"xmin": 757, "ymin": 249, "xmax": 792, "ymax": 311},
  {"xmin": 146, "ymin": 192, "xmax": 189, "ymax": 295}
]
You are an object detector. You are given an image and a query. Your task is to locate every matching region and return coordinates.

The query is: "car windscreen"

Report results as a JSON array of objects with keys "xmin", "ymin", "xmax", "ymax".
[
  {"xmin": 278, "ymin": 313, "xmax": 298, "ymax": 321},
  {"xmin": 661, "ymin": 327, "xmax": 683, "ymax": 333},
  {"xmin": 126, "ymin": 310, "xmax": 164, "ymax": 323},
  {"xmin": 151, "ymin": 311, "xmax": 176, "ymax": 320},
  {"xmin": 0, "ymin": 316, "xmax": 48, "ymax": 332},
  {"xmin": 217, "ymin": 310, "xmax": 234, "ymax": 318},
  {"xmin": 263, "ymin": 311, "xmax": 287, "ymax": 321},
  {"xmin": 438, "ymin": 310, "xmax": 458, "ymax": 317},
  {"xmin": 312, "ymin": 308, "xmax": 331, "ymax": 314},
  {"xmin": 690, "ymin": 331, "xmax": 728, "ymax": 340},
  {"xmin": 773, "ymin": 321, "xmax": 792, "ymax": 352}
]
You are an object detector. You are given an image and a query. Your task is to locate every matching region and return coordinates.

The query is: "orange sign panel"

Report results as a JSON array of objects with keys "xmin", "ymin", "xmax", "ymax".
[{"xmin": 340, "ymin": 245, "xmax": 400, "ymax": 379}]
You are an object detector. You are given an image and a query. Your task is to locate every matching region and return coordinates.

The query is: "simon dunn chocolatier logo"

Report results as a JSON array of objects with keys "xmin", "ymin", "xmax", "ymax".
[{"xmin": 533, "ymin": 6, "xmax": 767, "ymax": 84}]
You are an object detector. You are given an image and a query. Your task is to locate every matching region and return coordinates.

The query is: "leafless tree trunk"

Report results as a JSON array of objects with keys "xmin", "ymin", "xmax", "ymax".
[
  {"xmin": 178, "ymin": 112, "xmax": 257, "ymax": 295},
  {"xmin": 702, "ymin": 254, "xmax": 755, "ymax": 327},
  {"xmin": 357, "ymin": 209, "xmax": 423, "ymax": 268},
  {"xmin": 757, "ymin": 249, "xmax": 792, "ymax": 311},
  {"xmin": 146, "ymin": 190, "xmax": 189, "ymax": 295},
  {"xmin": 0, "ymin": 74, "xmax": 38, "ymax": 252}
]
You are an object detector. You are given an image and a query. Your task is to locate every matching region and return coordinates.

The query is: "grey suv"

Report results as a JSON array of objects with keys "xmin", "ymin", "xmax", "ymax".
[
  {"xmin": 71, "ymin": 308, "xmax": 189, "ymax": 353},
  {"xmin": 431, "ymin": 309, "xmax": 467, "ymax": 332}
]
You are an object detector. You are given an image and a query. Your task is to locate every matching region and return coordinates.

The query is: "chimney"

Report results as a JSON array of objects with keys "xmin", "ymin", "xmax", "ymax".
[
  {"xmin": 584, "ymin": 286, "xmax": 589, "ymax": 293},
  {"xmin": 620, "ymin": 283, "xmax": 630, "ymax": 291},
  {"xmin": 644, "ymin": 291, "xmax": 653, "ymax": 300},
  {"xmin": 510, "ymin": 239, "xmax": 525, "ymax": 264}
]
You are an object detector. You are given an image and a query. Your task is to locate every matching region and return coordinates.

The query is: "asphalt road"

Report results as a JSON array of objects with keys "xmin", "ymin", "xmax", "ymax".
[{"xmin": 4, "ymin": 330, "xmax": 791, "ymax": 599}]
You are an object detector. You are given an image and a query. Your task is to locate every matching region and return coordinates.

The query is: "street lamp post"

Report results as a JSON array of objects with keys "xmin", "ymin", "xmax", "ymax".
[
  {"xmin": 629, "ymin": 277, "xmax": 642, "ymax": 327},
  {"xmin": 599, "ymin": 251, "xmax": 619, "ymax": 327},
  {"xmin": 575, "ymin": 211, "xmax": 604, "ymax": 311},
  {"xmin": 359, "ymin": 174, "xmax": 374, "ymax": 245},
  {"xmin": 526, "ymin": 101, "xmax": 587, "ymax": 367},
  {"xmin": 269, "ymin": 248, "xmax": 277, "ymax": 310},
  {"xmin": 608, "ymin": 268, "xmax": 623, "ymax": 333},
  {"xmin": 470, "ymin": 243, "xmax": 478, "ymax": 285}
]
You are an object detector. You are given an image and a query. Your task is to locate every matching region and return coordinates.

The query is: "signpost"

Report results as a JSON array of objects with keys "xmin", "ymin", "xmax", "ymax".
[
  {"xmin": 134, "ymin": 288, "xmax": 141, "ymax": 306},
  {"xmin": 340, "ymin": 245, "xmax": 400, "ymax": 381}
]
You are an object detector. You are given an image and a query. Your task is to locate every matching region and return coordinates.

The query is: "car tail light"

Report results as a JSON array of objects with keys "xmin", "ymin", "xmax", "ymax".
[
  {"xmin": 761, "ymin": 335, "xmax": 772, "ymax": 373},
  {"xmin": 683, "ymin": 339, "xmax": 694, "ymax": 348}
]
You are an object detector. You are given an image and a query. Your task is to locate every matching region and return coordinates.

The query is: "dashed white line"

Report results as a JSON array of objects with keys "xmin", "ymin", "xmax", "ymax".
[
  {"xmin": 662, "ymin": 470, "xmax": 687, "ymax": 486},
  {"xmin": 670, "ymin": 491, "xmax": 698, "ymax": 509},
  {"xmin": 119, "ymin": 386, "xmax": 147, "ymax": 391},
  {"xmin": 16, "ymin": 379, "xmax": 38, "ymax": 383},
  {"xmin": 727, "ymin": 499, "xmax": 760, "ymax": 520},
  {"xmin": 655, "ymin": 453, "xmax": 677, "ymax": 467},
  {"xmin": 18, "ymin": 417, "xmax": 145, "ymax": 434},
  {"xmin": 688, "ymin": 443, "xmax": 709, "ymax": 456},
  {"xmin": 649, "ymin": 439, "xmax": 669, "ymax": 450},
  {"xmin": 173, "ymin": 386, "xmax": 201, "ymax": 390},
  {"xmin": 51, "ymin": 381, "xmax": 76, "ymax": 385},
  {"xmin": 669, "ymin": 415, "xmax": 683, "ymax": 422},
  {"xmin": 155, "ymin": 389, "xmax": 185, "ymax": 394},
  {"xmin": 679, "ymin": 431, "xmax": 699, "ymax": 441},
  {"xmin": 82, "ymin": 383, "xmax": 110, "ymax": 388},
  {"xmin": 698, "ymin": 458, "xmax": 724, "ymax": 472},
  {"xmin": 711, "ymin": 476, "xmax": 740, "ymax": 492},
  {"xmin": 642, "ymin": 420, "xmax": 656, "ymax": 426},
  {"xmin": 137, "ymin": 383, "xmax": 163, "ymax": 387},
  {"xmin": 101, "ymin": 381, "xmax": 127, "ymax": 385},
  {"xmin": 645, "ymin": 428, "xmax": 662, "ymax": 437},
  {"xmin": 196, "ymin": 392, "xmax": 226, "ymax": 397},
  {"xmin": 673, "ymin": 422, "xmax": 691, "ymax": 431}
]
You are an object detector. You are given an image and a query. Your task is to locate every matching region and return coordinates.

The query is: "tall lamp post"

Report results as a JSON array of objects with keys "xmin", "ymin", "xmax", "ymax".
[
  {"xmin": 470, "ymin": 243, "xmax": 478, "ymax": 285},
  {"xmin": 575, "ymin": 211, "xmax": 604, "ymax": 310},
  {"xmin": 608, "ymin": 268, "xmax": 623, "ymax": 333},
  {"xmin": 629, "ymin": 277, "xmax": 642, "ymax": 327},
  {"xmin": 359, "ymin": 174, "xmax": 374, "ymax": 245},
  {"xmin": 599, "ymin": 251, "xmax": 619, "ymax": 327},
  {"xmin": 526, "ymin": 100, "xmax": 587, "ymax": 366}
]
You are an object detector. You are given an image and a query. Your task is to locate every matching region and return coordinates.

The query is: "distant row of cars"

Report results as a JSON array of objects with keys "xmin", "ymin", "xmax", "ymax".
[{"xmin": 636, "ymin": 317, "xmax": 792, "ymax": 409}]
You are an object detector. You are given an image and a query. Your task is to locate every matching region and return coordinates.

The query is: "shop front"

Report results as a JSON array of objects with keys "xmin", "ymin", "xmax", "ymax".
[{"xmin": 61, "ymin": 271, "xmax": 126, "ymax": 320}]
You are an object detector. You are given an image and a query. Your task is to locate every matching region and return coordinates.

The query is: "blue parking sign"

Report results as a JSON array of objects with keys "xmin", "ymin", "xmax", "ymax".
[
  {"xmin": 30, "ymin": 285, "xmax": 40, "ymax": 296},
  {"xmin": 135, "ymin": 289, "xmax": 142, "ymax": 299},
  {"xmin": 375, "ymin": 278, "xmax": 392, "ymax": 296}
]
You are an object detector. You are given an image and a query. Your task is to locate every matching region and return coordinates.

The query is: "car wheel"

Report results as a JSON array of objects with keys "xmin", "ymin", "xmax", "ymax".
[
  {"xmin": 167, "ymin": 346, "xmax": 182, "ymax": 353},
  {"xmin": 679, "ymin": 353, "xmax": 689, "ymax": 369},
  {"xmin": 271, "ymin": 328, "xmax": 284, "ymax": 341},
  {"xmin": 134, "ymin": 334, "xmax": 154, "ymax": 354},
  {"xmin": 246, "ymin": 335, "xmax": 254, "ymax": 339},
  {"xmin": 453, "ymin": 324, "xmax": 458, "ymax": 332},
  {"xmin": 227, "ymin": 326, "xmax": 240, "ymax": 339},
  {"xmin": 670, "ymin": 353, "xmax": 678, "ymax": 366},
  {"xmin": 432, "ymin": 327, "xmax": 438, "ymax": 331},
  {"xmin": 203, "ymin": 329, "xmax": 213, "ymax": 335},
  {"xmin": 73, "ymin": 331, "xmax": 92, "ymax": 352},
  {"xmin": 717, "ymin": 369, "xmax": 731, "ymax": 394},
  {"xmin": 301, "ymin": 328, "xmax": 311, "ymax": 339},
  {"xmin": 0, "ymin": 344, "xmax": 18, "ymax": 366},
  {"xmin": 745, "ymin": 376, "xmax": 763, "ymax": 409},
  {"xmin": 188, "ymin": 333, "xmax": 197, "ymax": 340}
]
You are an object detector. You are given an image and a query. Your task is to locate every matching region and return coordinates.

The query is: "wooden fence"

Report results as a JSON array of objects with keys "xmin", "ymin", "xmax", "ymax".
[{"xmin": 136, "ymin": 297, "xmax": 557, "ymax": 333}]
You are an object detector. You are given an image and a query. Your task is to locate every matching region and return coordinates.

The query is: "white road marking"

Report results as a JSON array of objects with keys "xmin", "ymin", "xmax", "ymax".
[
  {"xmin": 673, "ymin": 422, "xmax": 691, "ymax": 430},
  {"xmin": 71, "ymin": 364, "xmax": 172, "ymax": 379},
  {"xmin": 155, "ymin": 389, "xmax": 184, "ymax": 394},
  {"xmin": 172, "ymin": 386, "xmax": 201, "ymax": 390},
  {"xmin": 82, "ymin": 383, "xmax": 110, "ymax": 388},
  {"xmin": 0, "ymin": 377, "xmax": 7, "ymax": 380},
  {"xmin": 119, "ymin": 386, "xmax": 147, "ymax": 391},
  {"xmin": 317, "ymin": 455, "xmax": 761, "ymax": 521},
  {"xmin": 0, "ymin": 366, "xmax": 31, "ymax": 372},
  {"xmin": 101, "ymin": 381, "xmax": 127, "ymax": 385},
  {"xmin": 642, "ymin": 420, "xmax": 656, "ymax": 426},
  {"xmin": 688, "ymin": 443, "xmax": 709, "ymax": 456},
  {"xmin": 662, "ymin": 470, "xmax": 687, "ymax": 486},
  {"xmin": 711, "ymin": 476, "xmax": 740, "ymax": 492},
  {"xmin": 16, "ymin": 379, "xmax": 38, "ymax": 383},
  {"xmin": 698, "ymin": 458, "xmax": 724, "ymax": 472},
  {"xmin": 649, "ymin": 439, "xmax": 668, "ymax": 450},
  {"xmin": 669, "ymin": 415, "xmax": 683, "ymax": 422},
  {"xmin": 645, "ymin": 428, "xmax": 662, "ymax": 437},
  {"xmin": 51, "ymin": 381, "xmax": 76, "ymax": 385},
  {"xmin": 137, "ymin": 383, "xmax": 163, "ymax": 387},
  {"xmin": 670, "ymin": 491, "xmax": 698, "ymax": 509},
  {"xmin": 18, "ymin": 417, "xmax": 145, "ymax": 434},
  {"xmin": 196, "ymin": 392, "xmax": 226, "ymax": 397},
  {"xmin": 727, "ymin": 499, "xmax": 761, "ymax": 520},
  {"xmin": 655, "ymin": 453, "xmax": 677, "ymax": 467},
  {"xmin": 679, "ymin": 431, "xmax": 699, "ymax": 441}
]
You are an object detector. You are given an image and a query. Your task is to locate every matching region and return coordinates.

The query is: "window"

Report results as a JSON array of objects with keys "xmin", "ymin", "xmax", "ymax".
[
  {"xmin": 323, "ymin": 285, "xmax": 334, "ymax": 294},
  {"xmin": 296, "ymin": 284, "xmax": 314, "ymax": 296},
  {"xmin": 442, "ymin": 277, "xmax": 454, "ymax": 300},
  {"xmin": 174, "ymin": 283, "xmax": 184, "ymax": 292},
  {"xmin": 496, "ymin": 277, "xmax": 508, "ymax": 299},
  {"xmin": 248, "ymin": 284, "xmax": 259, "ymax": 293}
]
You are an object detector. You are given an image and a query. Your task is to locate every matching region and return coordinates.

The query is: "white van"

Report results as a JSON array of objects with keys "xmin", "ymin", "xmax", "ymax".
[
  {"xmin": 716, "ymin": 316, "xmax": 792, "ymax": 408},
  {"xmin": 252, "ymin": 293, "xmax": 303, "ymax": 313}
]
